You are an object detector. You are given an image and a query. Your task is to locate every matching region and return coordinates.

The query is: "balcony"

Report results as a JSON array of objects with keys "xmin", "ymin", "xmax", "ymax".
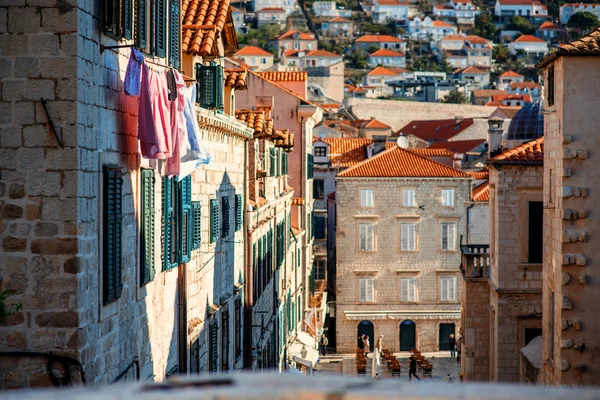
[{"xmin": 460, "ymin": 244, "xmax": 490, "ymax": 278}]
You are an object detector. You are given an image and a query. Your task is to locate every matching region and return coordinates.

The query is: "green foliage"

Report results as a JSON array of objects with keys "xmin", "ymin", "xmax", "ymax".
[
  {"xmin": 493, "ymin": 43, "xmax": 510, "ymax": 64},
  {"xmin": 237, "ymin": 24, "xmax": 284, "ymax": 50},
  {"xmin": 471, "ymin": 11, "xmax": 497, "ymax": 40},
  {"xmin": 344, "ymin": 49, "xmax": 368, "ymax": 68},
  {"xmin": 0, "ymin": 289, "xmax": 22, "ymax": 325},
  {"xmin": 442, "ymin": 89, "xmax": 468, "ymax": 104},
  {"xmin": 568, "ymin": 11, "xmax": 600, "ymax": 32},
  {"xmin": 319, "ymin": 40, "xmax": 346, "ymax": 55},
  {"xmin": 506, "ymin": 16, "xmax": 534, "ymax": 34},
  {"xmin": 359, "ymin": 22, "xmax": 394, "ymax": 35}
]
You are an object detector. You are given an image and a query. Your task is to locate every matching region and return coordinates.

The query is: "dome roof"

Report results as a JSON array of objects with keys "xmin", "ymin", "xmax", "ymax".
[{"xmin": 507, "ymin": 100, "xmax": 544, "ymax": 141}]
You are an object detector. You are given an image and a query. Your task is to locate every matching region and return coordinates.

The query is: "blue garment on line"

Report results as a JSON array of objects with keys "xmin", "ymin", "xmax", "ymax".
[{"xmin": 124, "ymin": 48, "xmax": 145, "ymax": 96}]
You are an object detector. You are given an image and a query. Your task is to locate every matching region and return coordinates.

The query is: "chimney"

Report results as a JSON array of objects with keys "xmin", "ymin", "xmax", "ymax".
[
  {"xmin": 487, "ymin": 116, "xmax": 504, "ymax": 157},
  {"xmin": 372, "ymin": 135, "xmax": 387, "ymax": 156},
  {"xmin": 455, "ymin": 115, "xmax": 464, "ymax": 124},
  {"xmin": 452, "ymin": 153, "xmax": 462, "ymax": 170},
  {"xmin": 255, "ymin": 96, "xmax": 274, "ymax": 118}
]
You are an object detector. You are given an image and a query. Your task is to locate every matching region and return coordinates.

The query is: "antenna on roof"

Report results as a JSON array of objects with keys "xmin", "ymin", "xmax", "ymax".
[{"xmin": 396, "ymin": 135, "xmax": 409, "ymax": 149}]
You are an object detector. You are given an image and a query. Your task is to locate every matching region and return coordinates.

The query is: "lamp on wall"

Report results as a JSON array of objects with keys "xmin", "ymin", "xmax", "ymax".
[{"xmin": 301, "ymin": 345, "xmax": 308, "ymax": 359}]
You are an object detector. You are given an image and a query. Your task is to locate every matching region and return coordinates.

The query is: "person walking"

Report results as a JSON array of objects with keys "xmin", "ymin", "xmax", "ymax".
[
  {"xmin": 372, "ymin": 348, "xmax": 381, "ymax": 379},
  {"xmin": 363, "ymin": 335, "xmax": 370, "ymax": 356},
  {"xmin": 319, "ymin": 334, "xmax": 329, "ymax": 357},
  {"xmin": 376, "ymin": 335, "xmax": 384, "ymax": 353},
  {"xmin": 456, "ymin": 336, "xmax": 462, "ymax": 362},
  {"xmin": 449, "ymin": 334, "xmax": 456, "ymax": 358},
  {"xmin": 358, "ymin": 334, "xmax": 365, "ymax": 354},
  {"xmin": 408, "ymin": 356, "xmax": 421, "ymax": 381}
]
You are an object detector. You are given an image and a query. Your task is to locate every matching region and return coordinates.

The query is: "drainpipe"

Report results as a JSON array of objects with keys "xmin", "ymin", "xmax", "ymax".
[
  {"xmin": 178, "ymin": 262, "xmax": 188, "ymax": 373},
  {"xmin": 243, "ymin": 138, "xmax": 253, "ymax": 369}
]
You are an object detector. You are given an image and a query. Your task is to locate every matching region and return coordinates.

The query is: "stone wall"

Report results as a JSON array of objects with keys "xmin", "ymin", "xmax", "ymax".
[
  {"xmin": 308, "ymin": 61, "xmax": 344, "ymax": 103},
  {"xmin": 313, "ymin": 168, "xmax": 337, "ymax": 211},
  {"xmin": 468, "ymin": 203, "xmax": 489, "ymax": 245},
  {"xmin": 461, "ymin": 278, "xmax": 490, "ymax": 381}
]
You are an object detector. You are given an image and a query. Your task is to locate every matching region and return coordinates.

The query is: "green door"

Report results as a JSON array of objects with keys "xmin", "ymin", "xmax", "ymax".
[
  {"xmin": 399, "ymin": 320, "xmax": 416, "ymax": 351},
  {"xmin": 439, "ymin": 323, "xmax": 456, "ymax": 350}
]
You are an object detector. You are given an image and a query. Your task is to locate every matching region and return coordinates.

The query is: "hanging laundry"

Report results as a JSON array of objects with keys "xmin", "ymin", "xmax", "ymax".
[
  {"xmin": 166, "ymin": 68, "xmax": 178, "ymax": 101},
  {"xmin": 179, "ymin": 83, "xmax": 211, "ymax": 179},
  {"xmin": 137, "ymin": 65, "xmax": 170, "ymax": 159},
  {"xmin": 165, "ymin": 70, "xmax": 187, "ymax": 176},
  {"xmin": 124, "ymin": 48, "xmax": 145, "ymax": 96}
]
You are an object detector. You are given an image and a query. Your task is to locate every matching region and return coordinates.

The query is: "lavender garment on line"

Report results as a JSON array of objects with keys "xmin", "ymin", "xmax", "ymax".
[
  {"xmin": 182, "ymin": 83, "xmax": 210, "ymax": 164},
  {"xmin": 165, "ymin": 70, "xmax": 187, "ymax": 176},
  {"xmin": 138, "ymin": 65, "xmax": 170, "ymax": 159},
  {"xmin": 124, "ymin": 48, "xmax": 145, "ymax": 96}
]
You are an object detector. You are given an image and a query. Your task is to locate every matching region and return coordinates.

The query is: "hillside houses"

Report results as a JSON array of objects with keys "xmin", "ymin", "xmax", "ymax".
[
  {"xmin": 354, "ymin": 34, "xmax": 406, "ymax": 52},
  {"xmin": 494, "ymin": 0, "xmax": 548, "ymax": 23},
  {"xmin": 433, "ymin": 0, "xmax": 480, "ymax": 24},
  {"xmin": 368, "ymin": 49, "xmax": 406, "ymax": 67},
  {"xmin": 407, "ymin": 17, "xmax": 459, "ymax": 41}
]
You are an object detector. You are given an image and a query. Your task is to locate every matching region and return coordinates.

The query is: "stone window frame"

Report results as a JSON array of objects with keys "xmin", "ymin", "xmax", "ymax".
[
  {"xmin": 435, "ymin": 271, "xmax": 460, "ymax": 303},
  {"xmin": 354, "ymin": 270, "xmax": 379, "ymax": 303},
  {"xmin": 396, "ymin": 216, "xmax": 420, "ymax": 253},
  {"xmin": 396, "ymin": 270, "xmax": 421, "ymax": 304},
  {"xmin": 355, "ymin": 216, "xmax": 378, "ymax": 253},
  {"xmin": 357, "ymin": 186, "xmax": 375, "ymax": 208},
  {"xmin": 518, "ymin": 188, "xmax": 543, "ymax": 266},
  {"xmin": 401, "ymin": 187, "xmax": 417, "ymax": 208},
  {"xmin": 437, "ymin": 217, "xmax": 459, "ymax": 253},
  {"xmin": 440, "ymin": 186, "xmax": 456, "ymax": 208}
]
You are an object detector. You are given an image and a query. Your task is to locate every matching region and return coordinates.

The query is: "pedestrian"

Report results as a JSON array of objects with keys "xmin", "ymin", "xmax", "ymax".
[
  {"xmin": 319, "ymin": 334, "xmax": 329, "ymax": 356},
  {"xmin": 376, "ymin": 335, "xmax": 384, "ymax": 353},
  {"xmin": 358, "ymin": 334, "xmax": 365, "ymax": 354},
  {"xmin": 445, "ymin": 374, "xmax": 453, "ymax": 383},
  {"xmin": 372, "ymin": 348, "xmax": 381, "ymax": 379},
  {"xmin": 449, "ymin": 334, "xmax": 456, "ymax": 358},
  {"xmin": 456, "ymin": 336, "xmax": 462, "ymax": 362},
  {"xmin": 363, "ymin": 335, "xmax": 370, "ymax": 356},
  {"xmin": 408, "ymin": 356, "xmax": 421, "ymax": 381}
]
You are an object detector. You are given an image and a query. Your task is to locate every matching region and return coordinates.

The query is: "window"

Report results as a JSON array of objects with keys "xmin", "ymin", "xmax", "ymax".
[
  {"xmin": 103, "ymin": 0, "xmax": 133, "ymax": 40},
  {"xmin": 261, "ymin": 58, "xmax": 267, "ymax": 64},
  {"xmin": 221, "ymin": 308, "xmax": 230, "ymax": 371},
  {"xmin": 222, "ymin": 196, "xmax": 230, "ymax": 238},
  {"xmin": 360, "ymin": 189, "xmax": 373, "ymax": 207},
  {"xmin": 547, "ymin": 65, "xmax": 554, "ymax": 106},
  {"xmin": 359, "ymin": 223, "xmax": 374, "ymax": 251},
  {"xmin": 179, "ymin": 175, "xmax": 192, "ymax": 263},
  {"xmin": 209, "ymin": 319, "xmax": 219, "ymax": 373},
  {"xmin": 162, "ymin": 176, "xmax": 177, "ymax": 270},
  {"xmin": 359, "ymin": 277, "xmax": 374, "ymax": 302},
  {"xmin": 400, "ymin": 277, "xmax": 416, "ymax": 302},
  {"xmin": 315, "ymin": 259, "xmax": 326, "ymax": 280},
  {"xmin": 210, "ymin": 199, "xmax": 220, "ymax": 243},
  {"xmin": 306, "ymin": 153, "xmax": 314, "ymax": 179},
  {"xmin": 314, "ymin": 147, "xmax": 327, "ymax": 157},
  {"xmin": 235, "ymin": 194, "xmax": 243, "ymax": 232},
  {"xmin": 548, "ymin": 290, "xmax": 554, "ymax": 361},
  {"xmin": 314, "ymin": 179, "xmax": 325, "ymax": 199},
  {"xmin": 528, "ymin": 201, "xmax": 543, "ymax": 263},
  {"xmin": 549, "ymin": 169, "xmax": 554, "ymax": 205},
  {"xmin": 401, "ymin": 223, "xmax": 416, "ymax": 251},
  {"xmin": 192, "ymin": 201, "xmax": 201, "ymax": 250},
  {"xmin": 235, "ymin": 298, "xmax": 242, "ymax": 359},
  {"xmin": 440, "ymin": 276, "xmax": 457, "ymax": 301},
  {"xmin": 196, "ymin": 63, "xmax": 224, "ymax": 110},
  {"xmin": 103, "ymin": 166, "xmax": 123, "ymax": 304},
  {"xmin": 402, "ymin": 189, "xmax": 415, "ymax": 207},
  {"xmin": 442, "ymin": 188, "xmax": 454, "ymax": 206},
  {"xmin": 441, "ymin": 222, "xmax": 456, "ymax": 251},
  {"xmin": 314, "ymin": 215, "xmax": 326, "ymax": 239},
  {"xmin": 163, "ymin": 175, "xmax": 192, "ymax": 270},
  {"xmin": 140, "ymin": 169, "xmax": 156, "ymax": 286}
]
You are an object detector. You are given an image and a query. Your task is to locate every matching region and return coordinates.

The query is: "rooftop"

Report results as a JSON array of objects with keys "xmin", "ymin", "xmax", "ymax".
[
  {"xmin": 328, "ymin": 16, "xmax": 352, "ymax": 22},
  {"xmin": 225, "ymin": 68, "xmax": 248, "ymax": 89},
  {"xmin": 428, "ymin": 139, "xmax": 486, "ymax": 154},
  {"xmin": 256, "ymin": 71, "xmax": 307, "ymax": 82},
  {"xmin": 352, "ymin": 118, "xmax": 392, "ymax": 129},
  {"xmin": 472, "ymin": 89, "xmax": 509, "ymax": 98},
  {"xmin": 236, "ymin": 110, "xmax": 274, "ymax": 137},
  {"xmin": 234, "ymin": 45, "xmax": 273, "ymax": 57},
  {"xmin": 513, "ymin": 34, "xmax": 546, "ymax": 43},
  {"xmin": 256, "ymin": 7, "xmax": 286, "ymax": 12},
  {"xmin": 369, "ymin": 49, "xmax": 405, "ymax": 57},
  {"xmin": 465, "ymin": 35, "xmax": 488, "ymax": 45},
  {"xmin": 442, "ymin": 34, "xmax": 466, "ymax": 41},
  {"xmin": 538, "ymin": 21, "xmax": 560, "ymax": 29},
  {"xmin": 499, "ymin": 70, "xmax": 524, "ymax": 78},
  {"xmin": 433, "ymin": 20, "xmax": 456, "ymax": 28},
  {"xmin": 509, "ymin": 81, "xmax": 541, "ymax": 90},
  {"xmin": 277, "ymin": 30, "xmax": 316, "ymax": 41},
  {"xmin": 506, "ymin": 100, "xmax": 544, "ymax": 140},
  {"xmin": 317, "ymin": 137, "xmax": 378, "ymax": 168},
  {"xmin": 472, "ymin": 181, "xmax": 489, "ymax": 201},
  {"xmin": 355, "ymin": 34, "xmax": 403, "ymax": 43},
  {"xmin": 538, "ymin": 27, "xmax": 600, "ymax": 67},
  {"xmin": 367, "ymin": 66, "xmax": 400, "ymax": 76},
  {"xmin": 182, "ymin": 0, "xmax": 236, "ymax": 56},
  {"xmin": 490, "ymin": 136, "xmax": 544, "ymax": 164},
  {"xmin": 397, "ymin": 118, "xmax": 474, "ymax": 141},
  {"xmin": 454, "ymin": 66, "xmax": 488, "ymax": 75}
]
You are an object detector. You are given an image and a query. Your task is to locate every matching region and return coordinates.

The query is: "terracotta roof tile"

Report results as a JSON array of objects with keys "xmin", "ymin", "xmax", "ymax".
[
  {"xmin": 538, "ymin": 27, "xmax": 600, "ymax": 67},
  {"xmin": 367, "ymin": 66, "xmax": 400, "ymax": 76},
  {"xmin": 256, "ymin": 71, "xmax": 307, "ymax": 82},
  {"xmin": 408, "ymin": 148, "xmax": 453, "ymax": 156},
  {"xmin": 338, "ymin": 147, "xmax": 469, "ymax": 178},
  {"xmin": 497, "ymin": 0, "xmax": 537, "ymax": 4},
  {"xmin": 304, "ymin": 49, "xmax": 342, "ymax": 57},
  {"xmin": 182, "ymin": 0, "xmax": 232, "ymax": 56},
  {"xmin": 456, "ymin": 66, "xmax": 488, "ymax": 74},
  {"xmin": 465, "ymin": 35, "xmax": 488, "ymax": 44},
  {"xmin": 490, "ymin": 137, "xmax": 544, "ymax": 164},
  {"xmin": 496, "ymin": 106, "xmax": 521, "ymax": 118},
  {"xmin": 355, "ymin": 34, "xmax": 403, "ymax": 43},
  {"xmin": 236, "ymin": 110, "xmax": 274, "ymax": 138},
  {"xmin": 256, "ymin": 7, "xmax": 286, "ymax": 12},
  {"xmin": 234, "ymin": 45, "xmax": 273, "ymax": 57},
  {"xmin": 369, "ymin": 49, "xmax": 405, "ymax": 57},
  {"xmin": 538, "ymin": 21, "xmax": 560, "ymax": 30},
  {"xmin": 352, "ymin": 118, "xmax": 391, "ymax": 129},
  {"xmin": 442, "ymin": 34, "xmax": 466, "ymax": 41},
  {"xmin": 466, "ymin": 170, "xmax": 489, "ymax": 180},
  {"xmin": 428, "ymin": 139, "xmax": 485, "ymax": 154},
  {"xmin": 433, "ymin": 20, "xmax": 456, "ymax": 28},
  {"xmin": 513, "ymin": 34, "xmax": 546, "ymax": 43},
  {"xmin": 319, "ymin": 137, "xmax": 373, "ymax": 167},
  {"xmin": 329, "ymin": 16, "xmax": 352, "ymax": 22},
  {"xmin": 472, "ymin": 181, "xmax": 489, "ymax": 202},
  {"xmin": 472, "ymin": 89, "xmax": 509, "ymax": 97},
  {"xmin": 397, "ymin": 118, "xmax": 474, "ymax": 141},
  {"xmin": 225, "ymin": 68, "xmax": 247, "ymax": 89},
  {"xmin": 277, "ymin": 30, "xmax": 316, "ymax": 41},
  {"xmin": 499, "ymin": 70, "xmax": 524, "ymax": 78},
  {"xmin": 375, "ymin": 0, "xmax": 409, "ymax": 5}
]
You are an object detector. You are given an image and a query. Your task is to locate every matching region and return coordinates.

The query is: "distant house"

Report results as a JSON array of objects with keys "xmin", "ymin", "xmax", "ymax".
[
  {"xmin": 321, "ymin": 17, "xmax": 354, "ymax": 37},
  {"xmin": 439, "ymin": 34, "xmax": 467, "ymax": 51},
  {"xmin": 282, "ymin": 49, "xmax": 343, "ymax": 67},
  {"xmin": 452, "ymin": 66, "xmax": 490, "ymax": 88},
  {"xmin": 345, "ymin": 84, "xmax": 374, "ymax": 98},
  {"xmin": 494, "ymin": 0, "xmax": 548, "ymax": 23},
  {"xmin": 486, "ymin": 93, "xmax": 532, "ymax": 107},
  {"xmin": 471, "ymin": 89, "xmax": 509, "ymax": 105},
  {"xmin": 372, "ymin": 0, "xmax": 410, "ymax": 23},
  {"xmin": 508, "ymin": 81, "xmax": 541, "ymax": 101},
  {"xmin": 464, "ymin": 35, "xmax": 492, "ymax": 69},
  {"xmin": 444, "ymin": 50, "xmax": 468, "ymax": 68},
  {"xmin": 352, "ymin": 118, "xmax": 393, "ymax": 138},
  {"xmin": 396, "ymin": 117, "xmax": 484, "ymax": 145},
  {"xmin": 234, "ymin": 46, "xmax": 275, "ymax": 71},
  {"xmin": 256, "ymin": 7, "xmax": 287, "ymax": 27},
  {"xmin": 559, "ymin": 3, "xmax": 600, "ymax": 25},
  {"xmin": 433, "ymin": 0, "xmax": 480, "ymax": 24},
  {"xmin": 497, "ymin": 70, "xmax": 524, "ymax": 90},
  {"xmin": 253, "ymin": 0, "xmax": 296, "ymax": 15},
  {"xmin": 508, "ymin": 35, "xmax": 548, "ymax": 64},
  {"xmin": 313, "ymin": 0, "xmax": 339, "ymax": 17},
  {"xmin": 231, "ymin": 6, "xmax": 246, "ymax": 32},
  {"xmin": 407, "ymin": 17, "xmax": 459, "ymax": 41},
  {"xmin": 354, "ymin": 34, "xmax": 406, "ymax": 52},
  {"xmin": 367, "ymin": 49, "xmax": 406, "ymax": 67},
  {"xmin": 276, "ymin": 30, "xmax": 318, "ymax": 55},
  {"xmin": 536, "ymin": 21, "xmax": 562, "ymax": 43},
  {"xmin": 363, "ymin": 66, "xmax": 403, "ymax": 97}
]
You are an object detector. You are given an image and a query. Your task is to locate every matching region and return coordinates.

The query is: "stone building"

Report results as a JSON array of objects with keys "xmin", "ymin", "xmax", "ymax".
[
  {"xmin": 537, "ymin": 28, "xmax": 600, "ymax": 386},
  {"xmin": 0, "ymin": 0, "xmax": 258, "ymax": 387},
  {"xmin": 335, "ymin": 145, "xmax": 471, "ymax": 353}
]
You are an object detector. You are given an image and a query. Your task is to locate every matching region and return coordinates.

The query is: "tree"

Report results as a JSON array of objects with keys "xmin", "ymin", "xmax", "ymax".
[
  {"xmin": 442, "ymin": 89, "xmax": 468, "ymax": 104},
  {"xmin": 472, "ymin": 11, "xmax": 497, "ymax": 40},
  {"xmin": 506, "ymin": 16, "xmax": 534, "ymax": 34},
  {"xmin": 493, "ymin": 43, "xmax": 510, "ymax": 64},
  {"xmin": 568, "ymin": 11, "xmax": 600, "ymax": 34}
]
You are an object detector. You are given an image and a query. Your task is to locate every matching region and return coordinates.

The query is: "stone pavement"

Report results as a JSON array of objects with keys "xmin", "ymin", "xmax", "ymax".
[{"xmin": 316, "ymin": 352, "xmax": 461, "ymax": 383}]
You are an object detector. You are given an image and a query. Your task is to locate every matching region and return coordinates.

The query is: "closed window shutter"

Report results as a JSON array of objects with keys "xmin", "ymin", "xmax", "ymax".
[
  {"xmin": 359, "ymin": 279, "xmax": 366, "ymax": 301},
  {"xmin": 103, "ymin": 167, "xmax": 123, "ymax": 304},
  {"xmin": 547, "ymin": 65, "xmax": 554, "ymax": 106},
  {"xmin": 267, "ymin": 229, "xmax": 272, "ymax": 285},
  {"xmin": 192, "ymin": 201, "xmax": 201, "ymax": 250},
  {"xmin": 441, "ymin": 223, "xmax": 448, "ymax": 250},
  {"xmin": 179, "ymin": 175, "xmax": 192, "ymax": 263},
  {"xmin": 221, "ymin": 309, "xmax": 229, "ymax": 371},
  {"xmin": 169, "ymin": 0, "xmax": 180, "ymax": 68},
  {"xmin": 235, "ymin": 298, "xmax": 242, "ymax": 358},
  {"xmin": 441, "ymin": 278, "xmax": 448, "ymax": 301},
  {"xmin": 163, "ymin": 177, "xmax": 177, "ymax": 270},
  {"xmin": 155, "ymin": 0, "xmax": 167, "ymax": 57},
  {"xmin": 252, "ymin": 243, "xmax": 257, "ymax": 303},
  {"xmin": 366, "ymin": 279, "xmax": 373, "ymax": 301},
  {"xmin": 235, "ymin": 194, "xmax": 243, "ymax": 231},
  {"xmin": 448, "ymin": 277, "xmax": 456, "ymax": 301},
  {"xmin": 258, "ymin": 237, "xmax": 263, "ymax": 297},
  {"xmin": 122, "ymin": 0, "xmax": 133, "ymax": 39},
  {"xmin": 401, "ymin": 278, "xmax": 408, "ymax": 301},
  {"xmin": 136, "ymin": 0, "xmax": 148, "ymax": 48},
  {"xmin": 209, "ymin": 320, "xmax": 219, "ymax": 373},
  {"xmin": 408, "ymin": 278, "xmax": 415, "ymax": 301},
  {"xmin": 269, "ymin": 148, "xmax": 276, "ymax": 176},
  {"xmin": 448, "ymin": 223, "xmax": 455, "ymax": 250},
  {"xmin": 367, "ymin": 224, "xmax": 373, "ymax": 250},
  {"xmin": 196, "ymin": 63, "xmax": 224, "ymax": 109},
  {"xmin": 222, "ymin": 197, "xmax": 230, "ymax": 238},
  {"xmin": 210, "ymin": 199, "xmax": 220, "ymax": 243},
  {"xmin": 141, "ymin": 169, "xmax": 155, "ymax": 285}
]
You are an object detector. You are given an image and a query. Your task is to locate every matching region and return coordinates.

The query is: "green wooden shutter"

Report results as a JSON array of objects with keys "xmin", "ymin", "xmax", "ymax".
[
  {"xmin": 155, "ymin": 0, "xmax": 167, "ymax": 57},
  {"xmin": 222, "ymin": 196, "xmax": 230, "ymax": 238},
  {"xmin": 122, "ymin": 0, "xmax": 133, "ymax": 39},
  {"xmin": 209, "ymin": 319, "xmax": 219, "ymax": 373},
  {"xmin": 291, "ymin": 301, "xmax": 295, "ymax": 331},
  {"xmin": 197, "ymin": 63, "xmax": 224, "ymax": 109},
  {"xmin": 235, "ymin": 194, "xmax": 243, "ymax": 232},
  {"xmin": 274, "ymin": 149, "xmax": 279, "ymax": 176},
  {"xmin": 252, "ymin": 242, "xmax": 258, "ymax": 303},
  {"xmin": 269, "ymin": 148, "xmax": 276, "ymax": 176},
  {"xmin": 163, "ymin": 176, "xmax": 177, "ymax": 271},
  {"xmin": 141, "ymin": 169, "xmax": 155, "ymax": 286},
  {"xmin": 216, "ymin": 64, "xmax": 224, "ymax": 110},
  {"xmin": 192, "ymin": 201, "xmax": 201, "ymax": 250},
  {"xmin": 267, "ymin": 229, "xmax": 272, "ymax": 284},
  {"xmin": 136, "ymin": 0, "xmax": 147, "ymax": 48},
  {"xmin": 103, "ymin": 167, "xmax": 123, "ymax": 304},
  {"xmin": 307, "ymin": 154, "xmax": 314, "ymax": 179},
  {"xmin": 179, "ymin": 175, "xmax": 192, "ymax": 263},
  {"xmin": 210, "ymin": 199, "xmax": 220, "ymax": 243},
  {"xmin": 169, "ymin": 0, "xmax": 180, "ymax": 68},
  {"xmin": 258, "ymin": 237, "xmax": 263, "ymax": 297}
]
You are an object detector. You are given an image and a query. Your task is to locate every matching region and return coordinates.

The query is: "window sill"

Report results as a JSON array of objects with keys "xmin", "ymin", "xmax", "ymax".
[{"xmin": 519, "ymin": 263, "xmax": 542, "ymax": 269}]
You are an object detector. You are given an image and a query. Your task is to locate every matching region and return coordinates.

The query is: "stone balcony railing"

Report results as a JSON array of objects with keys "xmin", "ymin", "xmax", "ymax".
[{"xmin": 460, "ymin": 244, "xmax": 490, "ymax": 279}]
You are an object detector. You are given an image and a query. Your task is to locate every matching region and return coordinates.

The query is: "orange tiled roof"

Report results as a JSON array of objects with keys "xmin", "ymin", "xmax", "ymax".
[
  {"xmin": 428, "ymin": 139, "xmax": 485, "ymax": 154},
  {"xmin": 329, "ymin": 16, "xmax": 352, "ymax": 22},
  {"xmin": 273, "ymin": 129, "xmax": 294, "ymax": 150},
  {"xmin": 352, "ymin": 118, "xmax": 391, "ymax": 129},
  {"xmin": 256, "ymin": 7, "xmax": 286, "ymax": 12},
  {"xmin": 234, "ymin": 45, "xmax": 273, "ymax": 57},
  {"xmin": 538, "ymin": 27, "xmax": 600, "ymax": 67},
  {"xmin": 338, "ymin": 147, "xmax": 470, "ymax": 178},
  {"xmin": 397, "ymin": 118, "xmax": 474, "ymax": 141},
  {"xmin": 538, "ymin": 21, "xmax": 560, "ymax": 29},
  {"xmin": 492, "ymin": 93, "xmax": 532, "ymax": 103},
  {"xmin": 491, "ymin": 137, "xmax": 544, "ymax": 164},
  {"xmin": 236, "ymin": 110, "xmax": 274, "ymax": 138},
  {"xmin": 509, "ymin": 81, "xmax": 540, "ymax": 90},
  {"xmin": 500, "ymin": 70, "xmax": 524, "ymax": 78},
  {"xmin": 376, "ymin": 0, "xmax": 409, "ymax": 5},
  {"xmin": 225, "ymin": 68, "xmax": 247, "ymax": 89},
  {"xmin": 256, "ymin": 71, "xmax": 307, "ymax": 82},
  {"xmin": 466, "ymin": 170, "xmax": 489, "ymax": 180},
  {"xmin": 513, "ymin": 34, "xmax": 546, "ymax": 43},
  {"xmin": 182, "ymin": 0, "xmax": 235, "ymax": 56},
  {"xmin": 319, "ymin": 137, "xmax": 373, "ymax": 168},
  {"xmin": 442, "ymin": 34, "xmax": 466, "ymax": 41},
  {"xmin": 472, "ymin": 89, "xmax": 509, "ymax": 98},
  {"xmin": 458, "ymin": 66, "xmax": 488, "ymax": 74},
  {"xmin": 369, "ymin": 49, "xmax": 405, "ymax": 57},
  {"xmin": 465, "ymin": 35, "xmax": 488, "ymax": 44},
  {"xmin": 304, "ymin": 49, "xmax": 342, "ymax": 58},
  {"xmin": 277, "ymin": 30, "xmax": 316, "ymax": 41},
  {"xmin": 355, "ymin": 34, "xmax": 403, "ymax": 43},
  {"xmin": 433, "ymin": 20, "xmax": 455, "ymax": 28},
  {"xmin": 435, "ymin": 5, "xmax": 453, "ymax": 9},
  {"xmin": 496, "ymin": 106, "xmax": 521, "ymax": 118},
  {"xmin": 472, "ymin": 181, "xmax": 489, "ymax": 202},
  {"xmin": 367, "ymin": 66, "xmax": 399, "ymax": 76},
  {"xmin": 408, "ymin": 148, "xmax": 453, "ymax": 156}
]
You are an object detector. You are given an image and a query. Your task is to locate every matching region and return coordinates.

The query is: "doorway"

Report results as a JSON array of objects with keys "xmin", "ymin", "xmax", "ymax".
[
  {"xmin": 439, "ymin": 323, "xmax": 456, "ymax": 350},
  {"xmin": 357, "ymin": 320, "xmax": 374, "ymax": 351},
  {"xmin": 399, "ymin": 320, "xmax": 416, "ymax": 351}
]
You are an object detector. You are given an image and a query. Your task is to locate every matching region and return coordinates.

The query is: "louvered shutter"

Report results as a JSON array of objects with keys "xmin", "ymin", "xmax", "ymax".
[
  {"xmin": 222, "ymin": 197, "xmax": 230, "ymax": 238},
  {"xmin": 359, "ymin": 279, "xmax": 366, "ymax": 301},
  {"xmin": 448, "ymin": 223, "xmax": 455, "ymax": 251},
  {"xmin": 197, "ymin": 63, "xmax": 224, "ymax": 109},
  {"xmin": 269, "ymin": 148, "xmax": 275, "ymax": 176},
  {"xmin": 210, "ymin": 199, "xmax": 220, "ymax": 243},
  {"xmin": 252, "ymin": 243, "xmax": 258, "ymax": 303},
  {"xmin": 163, "ymin": 177, "xmax": 178, "ymax": 270},
  {"xmin": 257, "ymin": 237, "xmax": 263, "ymax": 296},
  {"xmin": 401, "ymin": 278, "xmax": 408, "ymax": 301},
  {"xmin": 267, "ymin": 229, "xmax": 272, "ymax": 284},
  {"xmin": 192, "ymin": 201, "xmax": 201, "ymax": 250},
  {"xmin": 209, "ymin": 320, "xmax": 219, "ymax": 373},
  {"xmin": 441, "ymin": 277, "xmax": 448, "ymax": 301},
  {"xmin": 366, "ymin": 278, "xmax": 373, "ymax": 302},
  {"xmin": 169, "ymin": 0, "xmax": 180, "ymax": 68},
  {"xmin": 441, "ymin": 223, "xmax": 448, "ymax": 250},
  {"xmin": 179, "ymin": 175, "xmax": 192, "ymax": 263},
  {"xmin": 221, "ymin": 309, "xmax": 229, "ymax": 371},
  {"xmin": 122, "ymin": 0, "xmax": 133, "ymax": 39},
  {"xmin": 448, "ymin": 277, "xmax": 456, "ymax": 301},
  {"xmin": 235, "ymin": 194, "xmax": 243, "ymax": 232},
  {"xmin": 155, "ymin": 0, "xmax": 167, "ymax": 57},
  {"xmin": 547, "ymin": 65, "xmax": 554, "ymax": 106},
  {"xmin": 141, "ymin": 169, "xmax": 155, "ymax": 285},
  {"xmin": 103, "ymin": 167, "xmax": 123, "ymax": 304},
  {"xmin": 136, "ymin": 0, "xmax": 147, "ymax": 48}
]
